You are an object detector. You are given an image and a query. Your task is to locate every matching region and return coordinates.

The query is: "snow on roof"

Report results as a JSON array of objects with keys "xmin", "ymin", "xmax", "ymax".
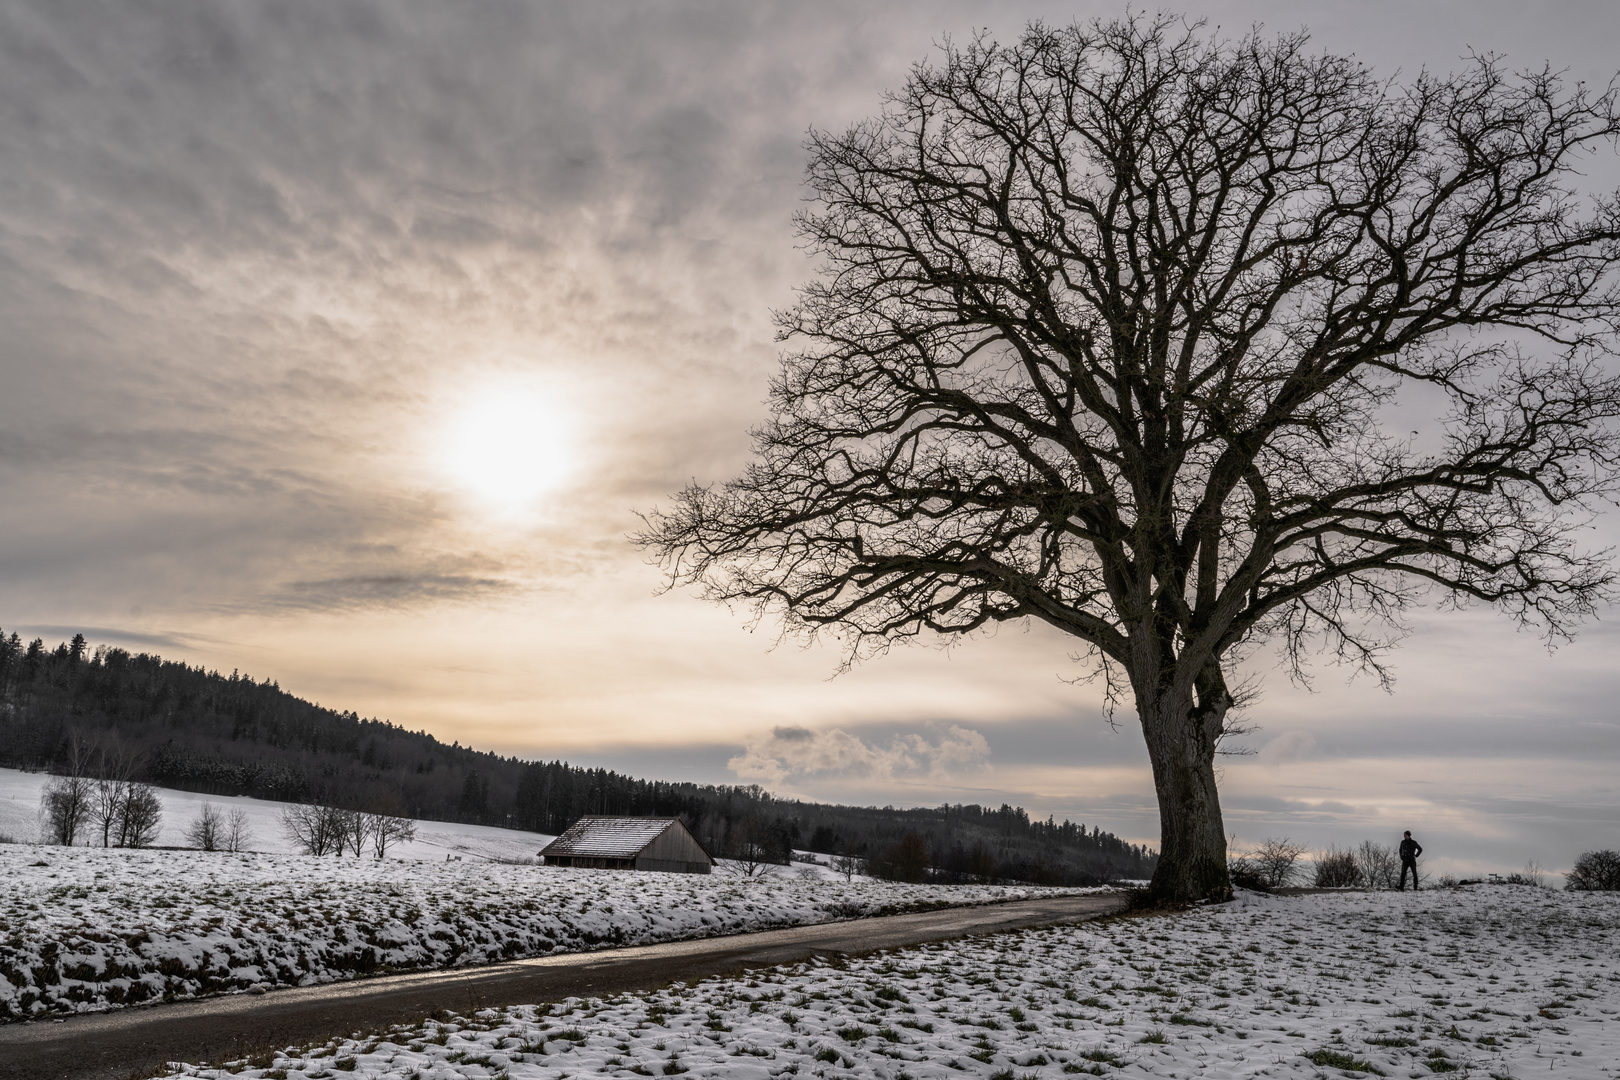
[{"xmin": 540, "ymin": 816, "xmax": 681, "ymax": 858}]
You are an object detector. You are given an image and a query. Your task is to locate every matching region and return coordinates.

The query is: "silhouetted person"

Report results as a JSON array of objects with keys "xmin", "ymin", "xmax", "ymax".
[{"xmin": 1399, "ymin": 831, "xmax": 1423, "ymax": 890}]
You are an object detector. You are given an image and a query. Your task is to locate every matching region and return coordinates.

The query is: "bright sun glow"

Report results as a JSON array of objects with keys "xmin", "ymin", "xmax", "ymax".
[{"xmin": 440, "ymin": 388, "xmax": 575, "ymax": 511}]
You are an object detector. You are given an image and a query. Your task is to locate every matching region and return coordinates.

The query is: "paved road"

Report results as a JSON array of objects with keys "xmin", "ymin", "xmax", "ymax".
[{"xmin": 0, "ymin": 893, "xmax": 1124, "ymax": 1080}]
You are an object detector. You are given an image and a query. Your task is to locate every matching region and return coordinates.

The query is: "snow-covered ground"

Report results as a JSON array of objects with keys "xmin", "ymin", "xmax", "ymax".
[
  {"xmin": 0, "ymin": 767, "xmax": 556, "ymax": 863},
  {"xmin": 787, "ymin": 851, "xmax": 880, "ymax": 884},
  {"xmin": 0, "ymin": 844, "xmax": 1080, "ymax": 1021},
  {"xmin": 171, "ymin": 885, "xmax": 1620, "ymax": 1080},
  {"xmin": 1, "ymin": 768, "xmax": 874, "ymax": 876}
]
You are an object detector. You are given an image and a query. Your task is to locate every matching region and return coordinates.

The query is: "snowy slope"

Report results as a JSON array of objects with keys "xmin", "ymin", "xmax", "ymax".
[
  {"xmin": 171, "ymin": 884, "xmax": 1620, "ymax": 1080},
  {"xmin": 0, "ymin": 767, "xmax": 556, "ymax": 862}
]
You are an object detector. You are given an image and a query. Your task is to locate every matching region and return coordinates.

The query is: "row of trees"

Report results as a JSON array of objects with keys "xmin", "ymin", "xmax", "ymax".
[
  {"xmin": 184, "ymin": 802, "xmax": 253, "ymax": 852},
  {"xmin": 38, "ymin": 742, "xmax": 163, "ymax": 848},
  {"xmin": 278, "ymin": 802, "xmax": 418, "ymax": 858},
  {"xmin": 33, "ymin": 738, "xmax": 259, "ymax": 852}
]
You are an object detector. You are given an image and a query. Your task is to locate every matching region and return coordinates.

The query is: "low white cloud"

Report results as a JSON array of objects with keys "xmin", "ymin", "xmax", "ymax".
[
  {"xmin": 1263, "ymin": 731, "xmax": 1318, "ymax": 763},
  {"xmin": 728, "ymin": 725, "xmax": 990, "ymax": 784}
]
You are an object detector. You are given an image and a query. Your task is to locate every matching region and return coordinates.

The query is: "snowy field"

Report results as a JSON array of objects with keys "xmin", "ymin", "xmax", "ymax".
[
  {"xmin": 0, "ymin": 767, "xmax": 872, "ymax": 879},
  {"xmin": 0, "ymin": 767, "xmax": 557, "ymax": 863},
  {"xmin": 171, "ymin": 885, "xmax": 1620, "ymax": 1080},
  {"xmin": 0, "ymin": 844, "xmax": 1078, "ymax": 1021}
]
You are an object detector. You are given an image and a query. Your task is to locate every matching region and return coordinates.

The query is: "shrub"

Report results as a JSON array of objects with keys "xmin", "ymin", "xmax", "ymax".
[
  {"xmin": 829, "ymin": 853, "xmax": 865, "ymax": 881},
  {"xmin": 1356, "ymin": 841, "xmax": 1400, "ymax": 890},
  {"xmin": 1304, "ymin": 1048, "xmax": 1383, "ymax": 1073},
  {"xmin": 1253, "ymin": 837, "xmax": 1307, "ymax": 888},
  {"xmin": 187, "ymin": 804, "xmax": 224, "ymax": 851},
  {"xmin": 280, "ymin": 803, "xmax": 352, "ymax": 856},
  {"xmin": 115, "ymin": 784, "xmax": 163, "ymax": 848},
  {"xmin": 1314, "ymin": 846, "xmax": 1362, "ymax": 888},
  {"xmin": 41, "ymin": 774, "xmax": 94, "ymax": 846},
  {"xmin": 1227, "ymin": 853, "xmax": 1268, "ymax": 892},
  {"xmin": 1566, "ymin": 850, "xmax": 1620, "ymax": 891},
  {"xmin": 1230, "ymin": 837, "xmax": 1306, "ymax": 889},
  {"xmin": 224, "ymin": 808, "xmax": 253, "ymax": 852}
]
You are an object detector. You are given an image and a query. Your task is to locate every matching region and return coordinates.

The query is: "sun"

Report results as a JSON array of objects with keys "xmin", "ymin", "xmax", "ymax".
[{"xmin": 440, "ymin": 387, "xmax": 575, "ymax": 511}]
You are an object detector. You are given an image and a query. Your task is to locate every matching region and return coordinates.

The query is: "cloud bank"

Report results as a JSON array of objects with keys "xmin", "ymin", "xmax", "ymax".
[{"xmin": 729, "ymin": 725, "xmax": 991, "ymax": 785}]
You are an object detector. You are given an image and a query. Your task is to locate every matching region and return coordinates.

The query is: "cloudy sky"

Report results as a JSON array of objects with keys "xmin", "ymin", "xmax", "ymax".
[{"xmin": 2, "ymin": 0, "xmax": 1617, "ymax": 876}]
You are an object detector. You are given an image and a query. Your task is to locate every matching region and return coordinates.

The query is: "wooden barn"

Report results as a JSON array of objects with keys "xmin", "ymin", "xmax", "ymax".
[{"xmin": 539, "ymin": 816, "xmax": 714, "ymax": 874}]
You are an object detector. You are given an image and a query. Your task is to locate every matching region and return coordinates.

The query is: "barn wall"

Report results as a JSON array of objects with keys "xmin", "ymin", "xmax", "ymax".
[
  {"xmin": 635, "ymin": 857, "xmax": 711, "ymax": 874},
  {"xmin": 545, "ymin": 855, "xmax": 635, "ymax": 869},
  {"xmin": 635, "ymin": 822, "xmax": 712, "ymax": 873}
]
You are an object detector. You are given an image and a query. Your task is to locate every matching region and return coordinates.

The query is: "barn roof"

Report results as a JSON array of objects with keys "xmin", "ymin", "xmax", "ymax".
[{"xmin": 540, "ymin": 816, "xmax": 688, "ymax": 858}]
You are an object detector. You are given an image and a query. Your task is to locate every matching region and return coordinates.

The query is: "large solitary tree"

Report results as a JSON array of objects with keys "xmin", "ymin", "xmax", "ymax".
[{"xmin": 639, "ymin": 17, "xmax": 1620, "ymax": 901}]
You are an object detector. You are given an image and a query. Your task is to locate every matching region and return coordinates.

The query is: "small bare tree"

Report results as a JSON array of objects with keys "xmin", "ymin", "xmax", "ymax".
[
  {"xmin": 640, "ymin": 15, "xmax": 1620, "ymax": 902},
  {"xmin": 223, "ymin": 808, "xmax": 253, "ymax": 853},
  {"xmin": 339, "ymin": 808, "xmax": 369, "ymax": 857},
  {"xmin": 115, "ymin": 784, "xmax": 163, "ymax": 848},
  {"xmin": 1357, "ymin": 840, "xmax": 1401, "ymax": 890},
  {"xmin": 1314, "ymin": 846, "xmax": 1362, "ymax": 888},
  {"xmin": 727, "ymin": 843, "xmax": 777, "ymax": 878},
  {"xmin": 366, "ymin": 812, "xmax": 417, "ymax": 859},
  {"xmin": 1565, "ymin": 849, "xmax": 1620, "ymax": 891},
  {"xmin": 1249, "ymin": 838, "xmax": 1307, "ymax": 889},
  {"xmin": 830, "ymin": 853, "xmax": 865, "ymax": 881},
  {"xmin": 89, "ymin": 744, "xmax": 139, "ymax": 848},
  {"xmin": 40, "ymin": 738, "xmax": 94, "ymax": 846},
  {"xmin": 281, "ymin": 803, "xmax": 347, "ymax": 856},
  {"xmin": 186, "ymin": 804, "xmax": 224, "ymax": 851},
  {"xmin": 725, "ymin": 818, "xmax": 779, "ymax": 878},
  {"xmin": 41, "ymin": 775, "xmax": 93, "ymax": 846}
]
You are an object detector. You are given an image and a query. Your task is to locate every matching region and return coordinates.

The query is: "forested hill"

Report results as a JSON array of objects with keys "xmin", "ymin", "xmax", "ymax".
[{"xmin": 0, "ymin": 628, "xmax": 1156, "ymax": 884}]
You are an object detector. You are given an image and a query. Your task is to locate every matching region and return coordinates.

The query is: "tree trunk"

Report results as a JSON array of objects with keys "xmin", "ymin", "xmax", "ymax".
[{"xmin": 1141, "ymin": 693, "xmax": 1233, "ymax": 903}]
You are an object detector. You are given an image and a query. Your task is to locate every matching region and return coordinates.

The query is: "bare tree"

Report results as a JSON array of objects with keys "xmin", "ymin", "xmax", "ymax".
[
  {"xmin": 356, "ymin": 790, "xmax": 416, "ymax": 860},
  {"xmin": 339, "ymin": 808, "xmax": 368, "ymax": 857},
  {"xmin": 830, "ymin": 853, "xmax": 865, "ymax": 881},
  {"xmin": 187, "ymin": 804, "xmax": 224, "ymax": 851},
  {"xmin": 40, "ymin": 740, "xmax": 94, "ymax": 846},
  {"xmin": 1247, "ymin": 837, "xmax": 1307, "ymax": 889},
  {"xmin": 640, "ymin": 16, "xmax": 1620, "ymax": 901},
  {"xmin": 1314, "ymin": 846, "xmax": 1362, "ymax": 888},
  {"xmin": 1357, "ymin": 840, "xmax": 1401, "ymax": 890},
  {"xmin": 115, "ymin": 784, "xmax": 163, "ymax": 848},
  {"xmin": 724, "ymin": 818, "xmax": 779, "ymax": 878},
  {"xmin": 281, "ymin": 803, "xmax": 347, "ymax": 856},
  {"xmin": 1565, "ymin": 849, "xmax": 1620, "ymax": 891},
  {"xmin": 89, "ymin": 744, "xmax": 139, "ymax": 848},
  {"xmin": 223, "ymin": 808, "xmax": 253, "ymax": 853},
  {"xmin": 366, "ymin": 812, "xmax": 417, "ymax": 859}
]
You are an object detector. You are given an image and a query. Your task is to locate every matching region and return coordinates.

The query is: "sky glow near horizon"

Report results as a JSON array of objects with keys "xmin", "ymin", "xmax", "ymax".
[{"xmin": 1, "ymin": 0, "xmax": 1617, "ymax": 877}]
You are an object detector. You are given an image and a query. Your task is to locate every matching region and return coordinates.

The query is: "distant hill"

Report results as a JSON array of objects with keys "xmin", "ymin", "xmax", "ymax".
[{"xmin": 0, "ymin": 627, "xmax": 1156, "ymax": 885}]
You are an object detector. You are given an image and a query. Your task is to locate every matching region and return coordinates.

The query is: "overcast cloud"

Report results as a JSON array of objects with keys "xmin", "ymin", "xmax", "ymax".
[{"xmin": 2, "ymin": 0, "xmax": 1617, "ymax": 876}]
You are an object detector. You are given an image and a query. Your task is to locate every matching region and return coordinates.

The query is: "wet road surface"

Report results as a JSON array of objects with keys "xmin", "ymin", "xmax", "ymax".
[{"xmin": 0, "ymin": 892, "xmax": 1125, "ymax": 1080}]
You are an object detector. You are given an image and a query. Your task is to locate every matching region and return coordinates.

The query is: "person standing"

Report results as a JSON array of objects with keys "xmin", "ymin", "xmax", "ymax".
[{"xmin": 1399, "ymin": 831, "xmax": 1423, "ymax": 890}]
